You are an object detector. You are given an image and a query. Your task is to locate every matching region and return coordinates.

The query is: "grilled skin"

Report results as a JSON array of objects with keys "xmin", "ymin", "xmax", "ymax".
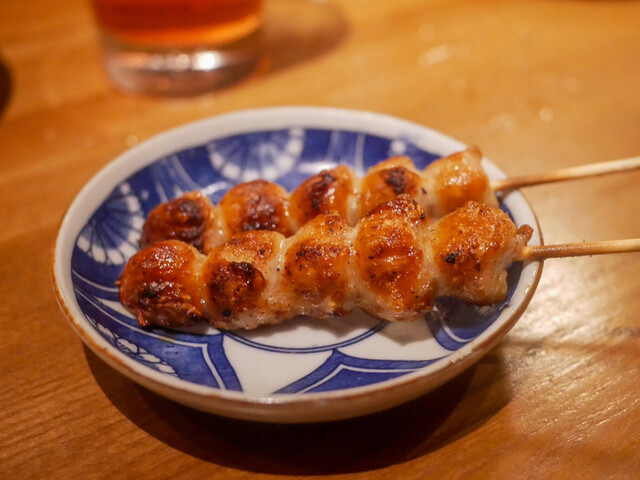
[
  {"xmin": 120, "ymin": 196, "xmax": 532, "ymax": 330},
  {"xmin": 140, "ymin": 147, "xmax": 497, "ymax": 253}
]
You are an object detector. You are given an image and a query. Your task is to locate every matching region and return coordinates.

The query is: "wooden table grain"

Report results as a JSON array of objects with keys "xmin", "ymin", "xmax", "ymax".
[{"xmin": 2, "ymin": 0, "xmax": 640, "ymax": 478}]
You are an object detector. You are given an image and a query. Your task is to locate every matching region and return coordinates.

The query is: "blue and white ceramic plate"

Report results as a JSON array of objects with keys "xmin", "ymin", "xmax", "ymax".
[{"xmin": 52, "ymin": 107, "xmax": 542, "ymax": 423}]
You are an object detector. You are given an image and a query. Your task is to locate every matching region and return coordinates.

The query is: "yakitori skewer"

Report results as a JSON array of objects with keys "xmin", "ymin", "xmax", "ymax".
[
  {"xmin": 140, "ymin": 148, "xmax": 640, "ymax": 254},
  {"xmin": 139, "ymin": 146, "xmax": 494, "ymax": 252},
  {"xmin": 119, "ymin": 195, "xmax": 640, "ymax": 331},
  {"xmin": 119, "ymin": 196, "xmax": 533, "ymax": 330}
]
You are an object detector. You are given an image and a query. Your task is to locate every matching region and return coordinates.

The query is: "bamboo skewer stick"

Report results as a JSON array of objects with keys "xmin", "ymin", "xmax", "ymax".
[
  {"xmin": 490, "ymin": 155, "xmax": 640, "ymax": 192},
  {"xmin": 519, "ymin": 238, "xmax": 640, "ymax": 261}
]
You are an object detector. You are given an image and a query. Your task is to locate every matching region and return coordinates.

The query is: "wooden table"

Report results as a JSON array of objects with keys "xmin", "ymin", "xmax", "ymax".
[{"xmin": 2, "ymin": 0, "xmax": 640, "ymax": 477}]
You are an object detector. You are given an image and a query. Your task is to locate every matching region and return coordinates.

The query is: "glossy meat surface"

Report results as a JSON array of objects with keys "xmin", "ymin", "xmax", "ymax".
[
  {"xmin": 203, "ymin": 230, "xmax": 281, "ymax": 329},
  {"xmin": 422, "ymin": 146, "xmax": 498, "ymax": 217},
  {"xmin": 118, "ymin": 239, "xmax": 205, "ymax": 327},
  {"xmin": 358, "ymin": 156, "xmax": 427, "ymax": 218},
  {"xmin": 289, "ymin": 165, "xmax": 355, "ymax": 227},
  {"xmin": 429, "ymin": 201, "xmax": 533, "ymax": 304},
  {"xmin": 119, "ymin": 196, "xmax": 533, "ymax": 330},
  {"xmin": 140, "ymin": 147, "xmax": 495, "ymax": 253},
  {"xmin": 219, "ymin": 180, "xmax": 294, "ymax": 238},
  {"xmin": 140, "ymin": 191, "xmax": 223, "ymax": 252},
  {"xmin": 281, "ymin": 213, "xmax": 353, "ymax": 318},
  {"xmin": 355, "ymin": 195, "xmax": 434, "ymax": 320}
]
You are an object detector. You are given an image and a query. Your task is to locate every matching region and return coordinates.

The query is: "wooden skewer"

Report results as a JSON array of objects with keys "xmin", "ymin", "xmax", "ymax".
[
  {"xmin": 490, "ymin": 155, "xmax": 640, "ymax": 192},
  {"xmin": 519, "ymin": 238, "xmax": 640, "ymax": 261}
]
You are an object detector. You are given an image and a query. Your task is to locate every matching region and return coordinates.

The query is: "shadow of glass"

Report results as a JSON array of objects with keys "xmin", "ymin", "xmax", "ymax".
[
  {"xmin": 0, "ymin": 53, "xmax": 12, "ymax": 119},
  {"xmin": 262, "ymin": 0, "xmax": 349, "ymax": 74},
  {"xmin": 85, "ymin": 344, "xmax": 514, "ymax": 475}
]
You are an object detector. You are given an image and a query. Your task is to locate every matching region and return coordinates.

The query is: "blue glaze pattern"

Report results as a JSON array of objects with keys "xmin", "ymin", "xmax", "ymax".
[{"xmin": 70, "ymin": 126, "xmax": 518, "ymax": 395}]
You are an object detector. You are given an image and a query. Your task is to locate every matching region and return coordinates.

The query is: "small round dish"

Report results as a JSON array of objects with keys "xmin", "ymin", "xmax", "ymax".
[{"xmin": 52, "ymin": 107, "xmax": 542, "ymax": 423}]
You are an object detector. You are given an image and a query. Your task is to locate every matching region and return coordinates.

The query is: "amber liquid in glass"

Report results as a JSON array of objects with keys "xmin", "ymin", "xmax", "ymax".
[{"xmin": 92, "ymin": 0, "xmax": 262, "ymax": 48}]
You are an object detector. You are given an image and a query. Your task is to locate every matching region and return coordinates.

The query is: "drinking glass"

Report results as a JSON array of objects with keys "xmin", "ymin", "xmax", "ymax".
[{"xmin": 90, "ymin": 0, "xmax": 264, "ymax": 96}]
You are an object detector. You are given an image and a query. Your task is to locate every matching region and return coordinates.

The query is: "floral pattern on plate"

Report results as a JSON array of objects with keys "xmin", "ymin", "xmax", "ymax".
[{"xmin": 69, "ymin": 125, "xmax": 520, "ymax": 397}]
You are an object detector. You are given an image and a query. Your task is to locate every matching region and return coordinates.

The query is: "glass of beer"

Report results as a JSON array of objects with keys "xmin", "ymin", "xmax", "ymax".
[{"xmin": 90, "ymin": 0, "xmax": 264, "ymax": 96}]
